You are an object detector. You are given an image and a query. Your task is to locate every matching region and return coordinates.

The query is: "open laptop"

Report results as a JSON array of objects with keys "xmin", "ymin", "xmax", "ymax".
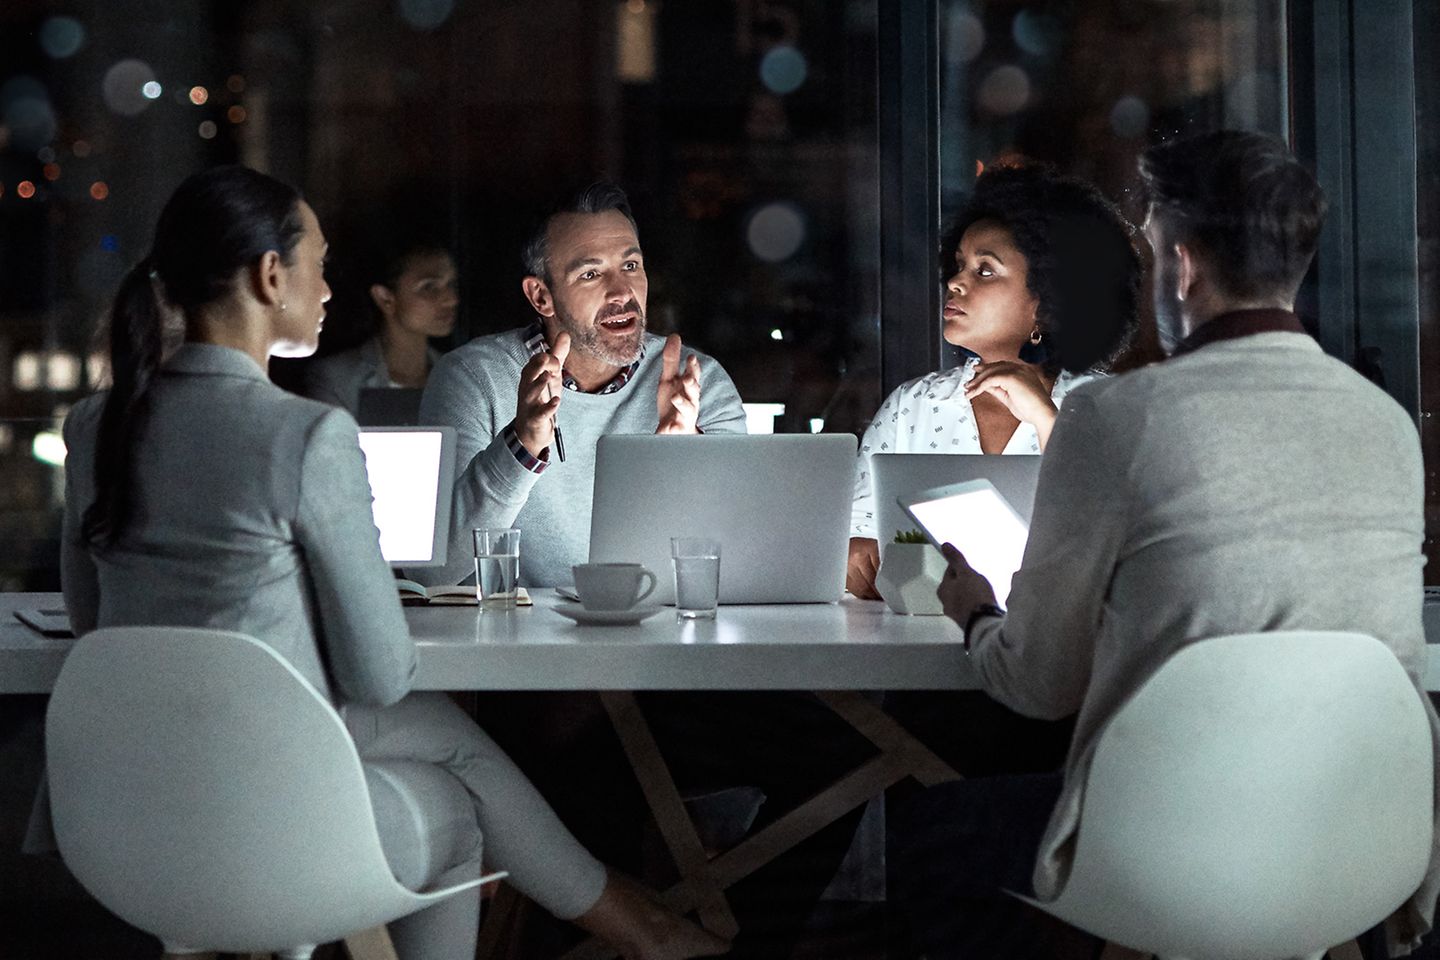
[
  {"xmin": 357, "ymin": 426, "xmax": 457, "ymax": 568},
  {"xmin": 589, "ymin": 434, "xmax": 856, "ymax": 604},
  {"xmin": 871, "ymin": 453, "xmax": 1041, "ymax": 544}
]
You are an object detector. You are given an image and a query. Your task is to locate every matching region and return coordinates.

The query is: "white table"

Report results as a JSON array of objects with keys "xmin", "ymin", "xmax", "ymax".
[
  {"xmin": 1, "ymin": 590, "xmax": 980, "ymax": 694},
  {"xmin": 1, "ymin": 590, "xmax": 973, "ymax": 955},
  {"xmin": 12, "ymin": 590, "xmax": 1440, "ymax": 691}
]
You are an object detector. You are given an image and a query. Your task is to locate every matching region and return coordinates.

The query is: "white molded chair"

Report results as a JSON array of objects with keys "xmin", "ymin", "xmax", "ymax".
[
  {"xmin": 1022, "ymin": 631, "xmax": 1433, "ymax": 960},
  {"xmin": 45, "ymin": 626, "xmax": 488, "ymax": 959}
]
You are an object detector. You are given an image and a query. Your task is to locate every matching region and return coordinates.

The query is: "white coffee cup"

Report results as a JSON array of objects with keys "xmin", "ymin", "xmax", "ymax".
[{"xmin": 571, "ymin": 563, "xmax": 658, "ymax": 611}]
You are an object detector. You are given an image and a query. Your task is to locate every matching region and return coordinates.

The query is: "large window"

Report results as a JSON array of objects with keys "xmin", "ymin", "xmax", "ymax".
[
  {"xmin": 934, "ymin": 0, "xmax": 1287, "ymax": 370},
  {"xmin": 0, "ymin": 0, "xmax": 882, "ymax": 588},
  {"xmin": 1, "ymin": 0, "xmax": 1435, "ymax": 589}
]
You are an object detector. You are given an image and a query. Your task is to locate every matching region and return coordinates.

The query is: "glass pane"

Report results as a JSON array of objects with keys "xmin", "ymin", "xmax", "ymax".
[
  {"xmin": 1415, "ymin": 0, "xmax": 1440, "ymax": 578},
  {"xmin": 0, "ymin": 1, "xmax": 882, "ymax": 587},
  {"xmin": 938, "ymin": 0, "xmax": 1288, "ymax": 366},
  {"xmin": 0, "ymin": 416, "xmax": 67, "ymax": 591}
]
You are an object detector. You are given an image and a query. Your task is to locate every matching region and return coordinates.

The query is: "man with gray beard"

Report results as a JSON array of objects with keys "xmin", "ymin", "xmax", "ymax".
[{"xmin": 416, "ymin": 181, "xmax": 746, "ymax": 588}]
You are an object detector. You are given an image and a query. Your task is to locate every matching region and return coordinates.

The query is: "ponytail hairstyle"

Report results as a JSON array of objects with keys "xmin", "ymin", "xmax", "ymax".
[{"xmin": 83, "ymin": 165, "xmax": 306, "ymax": 548}]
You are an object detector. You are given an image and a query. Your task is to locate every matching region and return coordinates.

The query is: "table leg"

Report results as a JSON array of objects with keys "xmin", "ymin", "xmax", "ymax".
[
  {"xmin": 598, "ymin": 691, "xmax": 739, "ymax": 939},
  {"xmin": 815, "ymin": 691, "xmax": 962, "ymax": 786},
  {"xmin": 342, "ymin": 925, "xmax": 400, "ymax": 960}
]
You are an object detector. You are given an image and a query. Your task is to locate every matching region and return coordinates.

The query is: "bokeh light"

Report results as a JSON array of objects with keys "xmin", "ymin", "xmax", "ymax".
[
  {"xmin": 227, "ymin": 105, "xmax": 247, "ymax": 124},
  {"xmin": 89, "ymin": 181, "xmax": 109, "ymax": 200},
  {"xmin": 2, "ymin": 76, "xmax": 58, "ymax": 152},
  {"xmin": 189, "ymin": 86, "xmax": 209, "ymax": 105},
  {"xmin": 397, "ymin": 0, "xmax": 455, "ymax": 31},
  {"xmin": 198, "ymin": 120, "xmax": 218, "ymax": 139},
  {"xmin": 39, "ymin": 17, "xmax": 86, "ymax": 59},
  {"xmin": 746, "ymin": 202, "xmax": 807, "ymax": 263},
  {"xmin": 141, "ymin": 81, "xmax": 163, "ymax": 99},
  {"xmin": 977, "ymin": 65, "xmax": 1031, "ymax": 115},
  {"xmin": 32, "ymin": 431, "xmax": 67, "ymax": 467},
  {"xmin": 760, "ymin": 45, "xmax": 808, "ymax": 95},
  {"xmin": 72, "ymin": 139, "xmax": 92, "ymax": 157},
  {"xmin": 13, "ymin": 353, "xmax": 42, "ymax": 391},
  {"xmin": 16, "ymin": 180, "xmax": 36, "ymax": 199},
  {"xmin": 42, "ymin": 163, "xmax": 60, "ymax": 181},
  {"xmin": 945, "ymin": 10, "xmax": 985, "ymax": 64},
  {"xmin": 102, "ymin": 60, "xmax": 159, "ymax": 116},
  {"xmin": 1012, "ymin": 10, "xmax": 1062, "ymax": 57},
  {"xmin": 227, "ymin": 74, "xmax": 246, "ymax": 93},
  {"xmin": 1109, "ymin": 95, "xmax": 1149, "ymax": 138},
  {"xmin": 47, "ymin": 353, "xmax": 81, "ymax": 391}
]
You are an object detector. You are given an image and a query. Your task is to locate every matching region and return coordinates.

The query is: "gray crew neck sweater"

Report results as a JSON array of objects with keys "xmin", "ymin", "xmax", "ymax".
[{"xmin": 416, "ymin": 328, "xmax": 747, "ymax": 586}]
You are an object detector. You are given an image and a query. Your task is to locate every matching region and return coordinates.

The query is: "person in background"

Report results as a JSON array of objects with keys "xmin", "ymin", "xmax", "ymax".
[
  {"xmin": 303, "ymin": 226, "xmax": 459, "ymax": 417},
  {"xmin": 847, "ymin": 165, "xmax": 1141, "ymax": 599},
  {"xmin": 898, "ymin": 130, "xmax": 1440, "ymax": 959},
  {"xmin": 51, "ymin": 165, "xmax": 728, "ymax": 960}
]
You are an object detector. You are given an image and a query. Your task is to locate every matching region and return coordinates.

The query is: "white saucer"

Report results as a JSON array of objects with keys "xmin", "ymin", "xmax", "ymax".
[{"xmin": 551, "ymin": 604, "xmax": 665, "ymax": 626}]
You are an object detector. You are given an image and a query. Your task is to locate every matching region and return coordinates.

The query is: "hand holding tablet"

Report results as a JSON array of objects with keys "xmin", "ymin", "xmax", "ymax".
[{"xmin": 897, "ymin": 479, "xmax": 1030, "ymax": 608}]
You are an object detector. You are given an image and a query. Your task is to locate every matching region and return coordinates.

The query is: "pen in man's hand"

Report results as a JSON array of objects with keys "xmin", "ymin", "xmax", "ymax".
[{"xmin": 553, "ymin": 417, "xmax": 566, "ymax": 462}]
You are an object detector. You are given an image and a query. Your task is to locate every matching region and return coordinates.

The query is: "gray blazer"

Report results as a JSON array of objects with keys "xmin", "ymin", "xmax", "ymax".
[
  {"xmin": 966, "ymin": 333, "xmax": 1440, "ymax": 950},
  {"xmin": 61, "ymin": 342, "xmax": 416, "ymax": 708}
]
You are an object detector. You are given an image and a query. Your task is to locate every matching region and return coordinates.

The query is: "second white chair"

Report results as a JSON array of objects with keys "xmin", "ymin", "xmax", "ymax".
[{"xmin": 1020, "ymin": 630, "xmax": 1433, "ymax": 960}]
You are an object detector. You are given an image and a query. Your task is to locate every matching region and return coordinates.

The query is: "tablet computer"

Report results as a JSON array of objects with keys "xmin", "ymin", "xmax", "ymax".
[{"xmin": 898, "ymin": 479, "xmax": 1030, "ymax": 607}]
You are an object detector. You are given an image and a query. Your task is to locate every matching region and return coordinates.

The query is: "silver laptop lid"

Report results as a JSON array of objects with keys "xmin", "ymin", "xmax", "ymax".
[
  {"xmin": 871, "ymin": 453, "xmax": 1041, "ymax": 545},
  {"xmin": 357, "ymin": 426, "xmax": 458, "ymax": 568},
  {"xmin": 590, "ymin": 434, "xmax": 857, "ymax": 604}
]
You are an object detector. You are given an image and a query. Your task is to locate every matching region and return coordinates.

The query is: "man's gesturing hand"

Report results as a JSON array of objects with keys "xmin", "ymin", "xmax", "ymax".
[
  {"xmin": 514, "ymin": 332, "xmax": 571, "ymax": 458},
  {"xmin": 656, "ymin": 334, "xmax": 702, "ymax": 434}
]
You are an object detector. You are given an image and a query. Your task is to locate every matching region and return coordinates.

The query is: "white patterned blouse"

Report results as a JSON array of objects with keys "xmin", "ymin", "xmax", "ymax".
[{"xmin": 850, "ymin": 357, "xmax": 1096, "ymax": 538}]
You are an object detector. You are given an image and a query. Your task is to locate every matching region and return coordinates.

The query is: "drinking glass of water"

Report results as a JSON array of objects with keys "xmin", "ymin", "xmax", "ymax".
[
  {"xmin": 670, "ymin": 537, "xmax": 721, "ymax": 619},
  {"xmin": 473, "ymin": 527, "xmax": 521, "ymax": 609}
]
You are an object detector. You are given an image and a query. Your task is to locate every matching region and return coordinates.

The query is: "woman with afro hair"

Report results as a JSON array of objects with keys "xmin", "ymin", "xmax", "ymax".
[{"xmin": 847, "ymin": 164, "xmax": 1142, "ymax": 599}]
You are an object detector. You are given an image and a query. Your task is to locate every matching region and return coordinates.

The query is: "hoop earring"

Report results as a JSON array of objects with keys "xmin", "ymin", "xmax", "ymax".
[{"xmin": 1028, "ymin": 327, "xmax": 1043, "ymax": 346}]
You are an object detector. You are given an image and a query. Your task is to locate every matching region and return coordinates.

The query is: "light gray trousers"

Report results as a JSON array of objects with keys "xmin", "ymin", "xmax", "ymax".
[{"xmin": 346, "ymin": 692, "xmax": 609, "ymax": 959}]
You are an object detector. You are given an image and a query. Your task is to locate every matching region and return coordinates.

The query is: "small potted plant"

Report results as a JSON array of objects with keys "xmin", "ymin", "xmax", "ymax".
[{"xmin": 875, "ymin": 530, "xmax": 949, "ymax": 615}]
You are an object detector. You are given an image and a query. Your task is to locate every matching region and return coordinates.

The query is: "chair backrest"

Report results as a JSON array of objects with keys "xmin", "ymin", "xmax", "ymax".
[
  {"xmin": 46, "ymin": 627, "xmax": 419, "ymax": 953},
  {"xmin": 1050, "ymin": 631, "xmax": 1433, "ymax": 960}
]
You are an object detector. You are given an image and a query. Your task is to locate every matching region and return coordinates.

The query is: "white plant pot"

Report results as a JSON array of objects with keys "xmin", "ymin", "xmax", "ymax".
[{"xmin": 875, "ymin": 542, "xmax": 948, "ymax": 616}]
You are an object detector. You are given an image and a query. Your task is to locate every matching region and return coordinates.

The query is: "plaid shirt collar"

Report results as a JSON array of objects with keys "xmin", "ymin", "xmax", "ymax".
[{"xmin": 523, "ymin": 321, "xmax": 643, "ymax": 396}]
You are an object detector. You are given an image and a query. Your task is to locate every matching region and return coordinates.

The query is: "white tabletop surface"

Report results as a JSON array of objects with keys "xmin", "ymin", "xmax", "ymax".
[
  {"xmin": 0, "ymin": 591, "xmax": 977, "ymax": 694},
  {"xmin": 8, "ymin": 591, "xmax": 1438, "ymax": 694}
]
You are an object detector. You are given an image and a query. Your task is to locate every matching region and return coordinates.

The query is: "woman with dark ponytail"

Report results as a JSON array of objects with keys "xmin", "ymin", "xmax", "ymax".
[{"xmin": 54, "ymin": 167, "xmax": 728, "ymax": 960}]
